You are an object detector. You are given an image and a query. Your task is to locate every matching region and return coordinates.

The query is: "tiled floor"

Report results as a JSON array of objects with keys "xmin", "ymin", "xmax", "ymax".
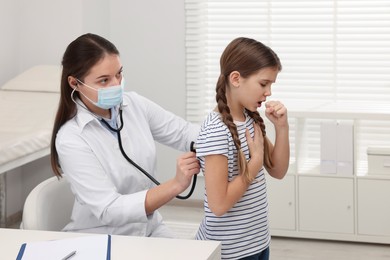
[
  {"xmin": 160, "ymin": 202, "xmax": 390, "ymax": 260},
  {"xmin": 270, "ymin": 237, "xmax": 390, "ymax": 260}
]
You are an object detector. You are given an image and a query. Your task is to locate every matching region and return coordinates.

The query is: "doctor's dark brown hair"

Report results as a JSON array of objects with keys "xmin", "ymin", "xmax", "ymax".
[
  {"xmin": 216, "ymin": 37, "xmax": 282, "ymax": 183},
  {"xmin": 50, "ymin": 33, "xmax": 120, "ymax": 177}
]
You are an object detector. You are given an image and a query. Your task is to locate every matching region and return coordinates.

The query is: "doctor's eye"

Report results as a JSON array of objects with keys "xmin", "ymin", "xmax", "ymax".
[
  {"xmin": 99, "ymin": 78, "xmax": 109, "ymax": 85},
  {"xmin": 116, "ymin": 70, "xmax": 123, "ymax": 78}
]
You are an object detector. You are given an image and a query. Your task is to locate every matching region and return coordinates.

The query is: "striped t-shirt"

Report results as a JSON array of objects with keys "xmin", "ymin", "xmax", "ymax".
[{"xmin": 195, "ymin": 111, "xmax": 270, "ymax": 260}]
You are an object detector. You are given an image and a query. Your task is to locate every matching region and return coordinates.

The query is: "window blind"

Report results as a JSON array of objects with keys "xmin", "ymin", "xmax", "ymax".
[{"xmin": 185, "ymin": 0, "xmax": 390, "ymax": 175}]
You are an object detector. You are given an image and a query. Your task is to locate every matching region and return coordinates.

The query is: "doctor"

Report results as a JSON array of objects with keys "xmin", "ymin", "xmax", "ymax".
[{"xmin": 50, "ymin": 33, "xmax": 200, "ymax": 237}]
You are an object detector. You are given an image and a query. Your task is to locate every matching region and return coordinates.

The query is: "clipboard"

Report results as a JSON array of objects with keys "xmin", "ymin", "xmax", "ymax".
[{"xmin": 16, "ymin": 234, "xmax": 111, "ymax": 260}]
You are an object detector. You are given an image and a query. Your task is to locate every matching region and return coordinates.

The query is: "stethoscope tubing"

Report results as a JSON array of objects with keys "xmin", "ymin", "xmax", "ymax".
[{"xmin": 101, "ymin": 106, "xmax": 197, "ymax": 200}]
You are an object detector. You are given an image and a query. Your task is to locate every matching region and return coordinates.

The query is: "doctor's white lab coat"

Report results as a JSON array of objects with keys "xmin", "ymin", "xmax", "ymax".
[{"xmin": 56, "ymin": 91, "xmax": 199, "ymax": 237}]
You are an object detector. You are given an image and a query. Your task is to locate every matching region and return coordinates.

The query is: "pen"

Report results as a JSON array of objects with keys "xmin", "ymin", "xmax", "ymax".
[{"xmin": 61, "ymin": 250, "xmax": 77, "ymax": 260}]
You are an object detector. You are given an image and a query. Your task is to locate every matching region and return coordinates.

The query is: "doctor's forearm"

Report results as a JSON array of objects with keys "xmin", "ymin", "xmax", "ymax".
[{"xmin": 144, "ymin": 179, "xmax": 182, "ymax": 215}]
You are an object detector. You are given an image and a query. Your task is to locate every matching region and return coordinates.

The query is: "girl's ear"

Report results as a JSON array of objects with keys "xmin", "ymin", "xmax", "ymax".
[
  {"xmin": 68, "ymin": 76, "xmax": 78, "ymax": 90},
  {"xmin": 228, "ymin": 71, "xmax": 241, "ymax": 88}
]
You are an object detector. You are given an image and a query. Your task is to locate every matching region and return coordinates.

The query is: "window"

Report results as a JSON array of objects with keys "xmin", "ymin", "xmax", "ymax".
[{"xmin": 185, "ymin": 0, "xmax": 390, "ymax": 175}]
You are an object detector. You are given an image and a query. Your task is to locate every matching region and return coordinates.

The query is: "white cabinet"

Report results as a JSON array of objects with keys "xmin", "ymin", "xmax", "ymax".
[
  {"xmin": 264, "ymin": 102, "xmax": 390, "ymax": 243},
  {"xmin": 267, "ymin": 174, "xmax": 295, "ymax": 231},
  {"xmin": 267, "ymin": 174, "xmax": 390, "ymax": 243},
  {"xmin": 298, "ymin": 176, "xmax": 354, "ymax": 234},
  {"xmin": 357, "ymin": 178, "xmax": 390, "ymax": 237}
]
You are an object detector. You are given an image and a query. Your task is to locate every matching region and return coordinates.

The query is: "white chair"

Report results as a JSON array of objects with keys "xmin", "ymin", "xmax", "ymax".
[{"xmin": 21, "ymin": 176, "xmax": 74, "ymax": 231}]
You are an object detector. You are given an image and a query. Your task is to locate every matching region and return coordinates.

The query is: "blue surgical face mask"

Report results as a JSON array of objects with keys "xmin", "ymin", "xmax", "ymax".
[{"xmin": 77, "ymin": 78, "xmax": 124, "ymax": 109}]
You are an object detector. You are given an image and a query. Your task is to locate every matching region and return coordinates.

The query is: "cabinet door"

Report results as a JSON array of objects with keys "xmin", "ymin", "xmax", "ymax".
[
  {"xmin": 267, "ymin": 174, "xmax": 295, "ymax": 230},
  {"xmin": 358, "ymin": 179, "xmax": 390, "ymax": 236},
  {"xmin": 298, "ymin": 176, "xmax": 354, "ymax": 234}
]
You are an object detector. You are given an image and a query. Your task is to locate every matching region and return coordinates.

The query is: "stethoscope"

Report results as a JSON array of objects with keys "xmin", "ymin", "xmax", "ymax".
[{"xmin": 100, "ymin": 105, "xmax": 197, "ymax": 200}]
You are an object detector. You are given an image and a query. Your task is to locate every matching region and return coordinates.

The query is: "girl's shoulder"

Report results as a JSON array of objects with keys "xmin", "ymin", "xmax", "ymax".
[
  {"xmin": 201, "ymin": 111, "xmax": 226, "ymax": 129},
  {"xmin": 199, "ymin": 111, "xmax": 232, "ymax": 142},
  {"xmin": 202, "ymin": 111, "xmax": 254, "ymax": 129}
]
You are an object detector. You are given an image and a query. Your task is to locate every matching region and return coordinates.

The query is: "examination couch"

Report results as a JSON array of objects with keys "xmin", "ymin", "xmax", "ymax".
[
  {"xmin": 0, "ymin": 65, "xmax": 60, "ymax": 173},
  {"xmin": 0, "ymin": 65, "xmax": 61, "ymax": 226}
]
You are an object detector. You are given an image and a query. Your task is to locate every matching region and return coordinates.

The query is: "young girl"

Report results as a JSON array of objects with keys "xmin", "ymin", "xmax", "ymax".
[{"xmin": 195, "ymin": 37, "xmax": 290, "ymax": 259}]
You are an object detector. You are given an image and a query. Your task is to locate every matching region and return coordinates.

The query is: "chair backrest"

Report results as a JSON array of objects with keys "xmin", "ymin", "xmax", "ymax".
[{"xmin": 21, "ymin": 176, "xmax": 74, "ymax": 231}]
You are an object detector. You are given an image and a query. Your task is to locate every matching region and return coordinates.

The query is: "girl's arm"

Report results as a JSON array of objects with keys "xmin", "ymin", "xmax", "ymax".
[
  {"xmin": 203, "ymin": 124, "xmax": 264, "ymax": 216},
  {"xmin": 264, "ymin": 101, "xmax": 290, "ymax": 179}
]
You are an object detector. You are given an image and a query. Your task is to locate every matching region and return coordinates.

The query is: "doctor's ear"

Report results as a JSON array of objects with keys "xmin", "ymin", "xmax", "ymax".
[{"xmin": 68, "ymin": 76, "xmax": 78, "ymax": 90}]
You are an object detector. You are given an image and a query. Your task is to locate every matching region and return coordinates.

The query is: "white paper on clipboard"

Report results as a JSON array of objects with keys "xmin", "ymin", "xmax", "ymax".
[{"xmin": 16, "ymin": 234, "xmax": 111, "ymax": 260}]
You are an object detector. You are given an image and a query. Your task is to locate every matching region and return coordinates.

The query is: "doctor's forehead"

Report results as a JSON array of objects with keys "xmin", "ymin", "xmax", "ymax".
[{"xmin": 87, "ymin": 54, "xmax": 122, "ymax": 78}]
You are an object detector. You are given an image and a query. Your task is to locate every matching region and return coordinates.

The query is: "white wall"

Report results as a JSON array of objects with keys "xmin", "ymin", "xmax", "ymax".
[
  {"xmin": 1, "ymin": 0, "xmax": 203, "ymax": 219},
  {"xmin": 109, "ymin": 1, "xmax": 204, "ymax": 199},
  {"xmin": 0, "ymin": 0, "xmax": 20, "ymax": 86}
]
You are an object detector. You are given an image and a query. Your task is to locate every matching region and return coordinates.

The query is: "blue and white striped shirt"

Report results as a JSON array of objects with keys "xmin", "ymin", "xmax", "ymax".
[{"xmin": 195, "ymin": 111, "xmax": 270, "ymax": 260}]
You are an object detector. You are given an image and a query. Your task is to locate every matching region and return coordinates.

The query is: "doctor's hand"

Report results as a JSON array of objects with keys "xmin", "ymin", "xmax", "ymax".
[
  {"xmin": 174, "ymin": 151, "xmax": 200, "ymax": 193},
  {"xmin": 265, "ymin": 101, "xmax": 288, "ymax": 128}
]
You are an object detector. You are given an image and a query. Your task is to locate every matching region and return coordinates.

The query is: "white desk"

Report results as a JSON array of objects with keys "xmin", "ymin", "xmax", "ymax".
[{"xmin": 0, "ymin": 228, "xmax": 221, "ymax": 260}]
